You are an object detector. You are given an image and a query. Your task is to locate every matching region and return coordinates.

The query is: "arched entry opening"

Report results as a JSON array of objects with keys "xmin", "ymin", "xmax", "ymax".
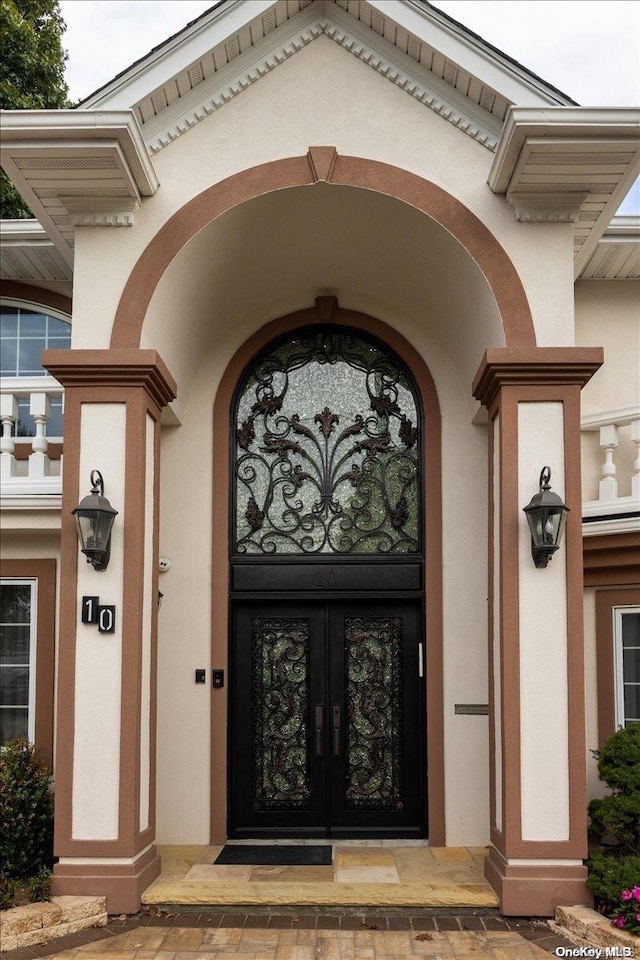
[{"xmin": 229, "ymin": 322, "xmax": 426, "ymax": 838}]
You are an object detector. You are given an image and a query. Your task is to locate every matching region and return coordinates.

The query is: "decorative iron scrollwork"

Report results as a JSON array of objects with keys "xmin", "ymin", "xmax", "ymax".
[
  {"xmin": 234, "ymin": 329, "xmax": 421, "ymax": 554},
  {"xmin": 251, "ymin": 617, "xmax": 311, "ymax": 811},
  {"xmin": 344, "ymin": 616, "xmax": 404, "ymax": 810}
]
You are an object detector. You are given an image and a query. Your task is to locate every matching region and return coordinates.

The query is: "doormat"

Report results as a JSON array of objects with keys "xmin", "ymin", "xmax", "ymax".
[{"xmin": 214, "ymin": 844, "xmax": 333, "ymax": 866}]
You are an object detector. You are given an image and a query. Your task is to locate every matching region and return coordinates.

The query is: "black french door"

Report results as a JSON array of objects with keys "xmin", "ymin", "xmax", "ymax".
[{"xmin": 230, "ymin": 597, "xmax": 425, "ymax": 837}]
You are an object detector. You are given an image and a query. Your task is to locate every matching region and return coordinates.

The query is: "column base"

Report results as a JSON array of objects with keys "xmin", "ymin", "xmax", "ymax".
[
  {"xmin": 485, "ymin": 846, "xmax": 592, "ymax": 917},
  {"xmin": 52, "ymin": 846, "xmax": 161, "ymax": 915}
]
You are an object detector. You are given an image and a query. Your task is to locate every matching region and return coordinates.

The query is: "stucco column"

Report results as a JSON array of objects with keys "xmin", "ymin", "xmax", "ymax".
[
  {"xmin": 473, "ymin": 347, "xmax": 603, "ymax": 917},
  {"xmin": 43, "ymin": 350, "xmax": 176, "ymax": 915}
]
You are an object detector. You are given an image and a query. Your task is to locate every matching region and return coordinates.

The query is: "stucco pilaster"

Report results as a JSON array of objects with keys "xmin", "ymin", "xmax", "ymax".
[
  {"xmin": 42, "ymin": 349, "xmax": 176, "ymax": 915},
  {"xmin": 473, "ymin": 346, "xmax": 602, "ymax": 916}
]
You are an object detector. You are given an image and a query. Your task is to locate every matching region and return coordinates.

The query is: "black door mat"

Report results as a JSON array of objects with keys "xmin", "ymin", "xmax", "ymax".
[{"xmin": 215, "ymin": 844, "xmax": 333, "ymax": 866}]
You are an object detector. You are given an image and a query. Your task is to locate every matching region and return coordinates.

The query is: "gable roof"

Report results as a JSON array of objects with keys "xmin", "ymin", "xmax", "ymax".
[
  {"xmin": 1, "ymin": 0, "xmax": 638, "ymax": 284},
  {"xmin": 78, "ymin": 0, "xmax": 576, "ymax": 155}
]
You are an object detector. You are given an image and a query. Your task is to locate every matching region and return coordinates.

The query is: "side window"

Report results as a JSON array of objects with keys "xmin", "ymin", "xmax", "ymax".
[
  {"xmin": 0, "ymin": 580, "xmax": 36, "ymax": 746},
  {"xmin": 0, "ymin": 302, "xmax": 71, "ymax": 439},
  {"xmin": 614, "ymin": 607, "xmax": 640, "ymax": 728}
]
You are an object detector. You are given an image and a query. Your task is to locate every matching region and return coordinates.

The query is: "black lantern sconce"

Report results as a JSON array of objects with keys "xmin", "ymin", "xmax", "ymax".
[
  {"xmin": 522, "ymin": 466, "xmax": 569, "ymax": 568},
  {"xmin": 72, "ymin": 470, "xmax": 118, "ymax": 571}
]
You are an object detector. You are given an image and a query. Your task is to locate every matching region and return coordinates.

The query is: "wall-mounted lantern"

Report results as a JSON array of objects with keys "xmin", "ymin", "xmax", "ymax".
[
  {"xmin": 72, "ymin": 470, "xmax": 118, "ymax": 571},
  {"xmin": 522, "ymin": 466, "xmax": 569, "ymax": 568}
]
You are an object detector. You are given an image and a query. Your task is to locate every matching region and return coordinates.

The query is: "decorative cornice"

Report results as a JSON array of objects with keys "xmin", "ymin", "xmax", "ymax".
[
  {"xmin": 323, "ymin": 4, "xmax": 501, "ymax": 148},
  {"xmin": 62, "ymin": 196, "xmax": 141, "ymax": 227},
  {"xmin": 507, "ymin": 192, "xmax": 587, "ymax": 223},
  {"xmin": 42, "ymin": 349, "xmax": 177, "ymax": 410},
  {"xmin": 140, "ymin": 3, "xmax": 502, "ymax": 155},
  {"xmin": 472, "ymin": 346, "xmax": 605, "ymax": 408}
]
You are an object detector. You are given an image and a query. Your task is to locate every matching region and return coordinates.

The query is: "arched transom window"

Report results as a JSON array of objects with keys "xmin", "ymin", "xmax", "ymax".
[{"xmin": 233, "ymin": 327, "xmax": 422, "ymax": 555}]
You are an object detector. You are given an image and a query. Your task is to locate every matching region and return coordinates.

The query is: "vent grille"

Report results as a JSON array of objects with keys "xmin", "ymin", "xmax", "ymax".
[
  {"xmin": 370, "ymin": 10, "xmax": 385, "ymax": 35},
  {"xmin": 226, "ymin": 36, "xmax": 240, "ymax": 61},
  {"xmin": 151, "ymin": 90, "xmax": 167, "ymax": 114},
  {"xmin": 407, "ymin": 35, "xmax": 421, "ymax": 61},
  {"xmin": 188, "ymin": 64, "xmax": 204, "ymax": 87},
  {"xmin": 443, "ymin": 61, "xmax": 458, "ymax": 86}
]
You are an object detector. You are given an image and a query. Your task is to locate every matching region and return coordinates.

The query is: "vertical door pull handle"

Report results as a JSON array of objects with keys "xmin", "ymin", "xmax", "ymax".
[
  {"xmin": 332, "ymin": 704, "xmax": 341, "ymax": 757},
  {"xmin": 314, "ymin": 705, "xmax": 324, "ymax": 757}
]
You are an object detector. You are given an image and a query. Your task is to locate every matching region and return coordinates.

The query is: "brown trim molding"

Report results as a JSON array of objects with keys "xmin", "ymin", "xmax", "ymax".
[
  {"xmin": 0, "ymin": 558, "xmax": 56, "ymax": 769},
  {"xmin": 584, "ymin": 532, "xmax": 640, "ymax": 588},
  {"xmin": 473, "ymin": 347, "xmax": 604, "ymax": 408},
  {"xmin": 1, "ymin": 282, "xmax": 72, "ymax": 318},
  {"xmin": 52, "ymin": 846, "xmax": 160, "ymax": 915},
  {"xmin": 111, "ymin": 151, "xmax": 536, "ymax": 350},
  {"xmin": 485, "ymin": 847, "xmax": 591, "ymax": 917},
  {"xmin": 42, "ymin": 349, "xmax": 177, "ymax": 410},
  {"xmin": 595, "ymin": 586, "xmax": 640, "ymax": 746},
  {"xmin": 211, "ymin": 299, "xmax": 445, "ymax": 845}
]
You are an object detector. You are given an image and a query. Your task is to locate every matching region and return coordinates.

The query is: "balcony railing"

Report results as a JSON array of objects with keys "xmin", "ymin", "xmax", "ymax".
[
  {"xmin": 582, "ymin": 405, "xmax": 640, "ymax": 531},
  {"xmin": 0, "ymin": 377, "xmax": 63, "ymax": 496}
]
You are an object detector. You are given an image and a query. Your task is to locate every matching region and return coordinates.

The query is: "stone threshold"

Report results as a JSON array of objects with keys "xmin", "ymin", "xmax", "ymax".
[
  {"xmin": 0, "ymin": 896, "xmax": 107, "ymax": 952},
  {"xmin": 142, "ymin": 879, "xmax": 499, "ymax": 908},
  {"xmin": 554, "ymin": 904, "xmax": 639, "ymax": 952}
]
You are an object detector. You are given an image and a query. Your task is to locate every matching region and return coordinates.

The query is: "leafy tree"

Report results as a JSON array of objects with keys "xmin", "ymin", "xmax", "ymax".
[{"xmin": 0, "ymin": 0, "xmax": 70, "ymax": 218}]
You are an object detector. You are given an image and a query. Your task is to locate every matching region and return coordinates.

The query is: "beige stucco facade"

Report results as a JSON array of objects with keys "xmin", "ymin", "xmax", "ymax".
[{"xmin": 1, "ymin": 0, "xmax": 638, "ymax": 920}]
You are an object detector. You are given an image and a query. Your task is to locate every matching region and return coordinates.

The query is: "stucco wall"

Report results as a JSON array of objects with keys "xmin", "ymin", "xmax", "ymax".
[{"xmin": 69, "ymin": 35, "xmax": 575, "ymax": 364}]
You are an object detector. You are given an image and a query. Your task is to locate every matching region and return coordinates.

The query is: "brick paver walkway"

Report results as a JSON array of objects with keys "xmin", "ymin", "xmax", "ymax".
[{"xmin": 1, "ymin": 910, "xmax": 581, "ymax": 959}]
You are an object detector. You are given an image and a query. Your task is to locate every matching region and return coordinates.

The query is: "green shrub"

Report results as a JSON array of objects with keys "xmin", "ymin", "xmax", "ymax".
[
  {"xmin": 0, "ymin": 873, "xmax": 16, "ymax": 911},
  {"xmin": 586, "ymin": 852, "xmax": 640, "ymax": 915},
  {"xmin": 587, "ymin": 724, "xmax": 640, "ymax": 933},
  {"xmin": 589, "ymin": 723, "xmax": 640, "ymax": 856},
  {"xmin": 27, "ymin": 868, "xmax": 52, "ymax": 903},
  {"xmin": 0, "ymin": 739, "xmax": 54, "ymax": 879}
]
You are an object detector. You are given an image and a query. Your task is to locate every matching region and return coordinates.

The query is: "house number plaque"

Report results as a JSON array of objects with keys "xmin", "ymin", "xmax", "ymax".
[{"xmin": 81, "ymin": 596, "xmax": 116, "ymax": 634}]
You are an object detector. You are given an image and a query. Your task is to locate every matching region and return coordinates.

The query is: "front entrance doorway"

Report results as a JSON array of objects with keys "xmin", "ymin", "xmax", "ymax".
[
  {"xmin": 230, "ymin": 597, "xmax": 424, "ymax": 837},
  {"xmin": 228, "ymin": 325, "xmax": 426, "ymax": 839}
]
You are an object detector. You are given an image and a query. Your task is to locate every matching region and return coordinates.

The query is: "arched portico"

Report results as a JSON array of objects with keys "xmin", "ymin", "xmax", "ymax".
[
  {"xmin": 110, "ymin": 149, "xmax": 536, "ymax": 352},
  {"xmin": 46, "ymin": 148, "xmax": 602, "ymax": 917}
]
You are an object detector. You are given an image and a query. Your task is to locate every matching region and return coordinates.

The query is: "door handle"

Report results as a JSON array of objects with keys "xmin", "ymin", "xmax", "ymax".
[
  {"xmin": 332, "ymin": 704, "xmax": 341, "ymax": 757},
  {"xmin": 314, "ymin": 705, "xmax": 323, "ymax": 757}
]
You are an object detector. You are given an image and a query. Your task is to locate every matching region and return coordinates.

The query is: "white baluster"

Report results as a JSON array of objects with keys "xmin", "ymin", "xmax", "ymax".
[
  {"xmin": 598, "ymin": 423, "xmax": 619, "ymax": 500},
  {"xmin": 28, "ymin": 392, "xmax": 51, "ymax": 478},
  {"xmin": 632, "ymin": 418, "xmax": 640, "ymax": 503},
  {"xmin": 0, "ymin": 394, "xmax": 18, "ymax": 478}
]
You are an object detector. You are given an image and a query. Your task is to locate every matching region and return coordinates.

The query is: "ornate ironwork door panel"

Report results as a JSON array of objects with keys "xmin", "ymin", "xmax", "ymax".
[
  {"xmin": 328, "ymin": 601, "xmax": 423, "ymax": 835},
  {"xmin": 230, "ymin": 599, "xmax": 424, "ymax": 837},
  {"xmin": 231, "ymin": 601, "xmax": 328, "ymax": 834}
]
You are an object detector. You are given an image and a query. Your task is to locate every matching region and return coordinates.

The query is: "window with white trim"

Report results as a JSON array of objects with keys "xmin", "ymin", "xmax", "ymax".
[
  {"xmin": 614, "ymin": 606, "xmax": 640, "ymax": 727},
  {"xmin": 0, "ymin": 580, "xmax": 37, "ymax": 746},
  {"xmin": 0, "ymin": 301, "xmax": 70, "ymax": 438}
]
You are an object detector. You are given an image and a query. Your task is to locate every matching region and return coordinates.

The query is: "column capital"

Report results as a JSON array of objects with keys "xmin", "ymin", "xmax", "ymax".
[
  {"xmin": 472, "ymin": 347, "xmax": 603, "ymax": 409},
  {"xmin": 43, "ymin": 349, "xmax": 177, "ymax": 410}
]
